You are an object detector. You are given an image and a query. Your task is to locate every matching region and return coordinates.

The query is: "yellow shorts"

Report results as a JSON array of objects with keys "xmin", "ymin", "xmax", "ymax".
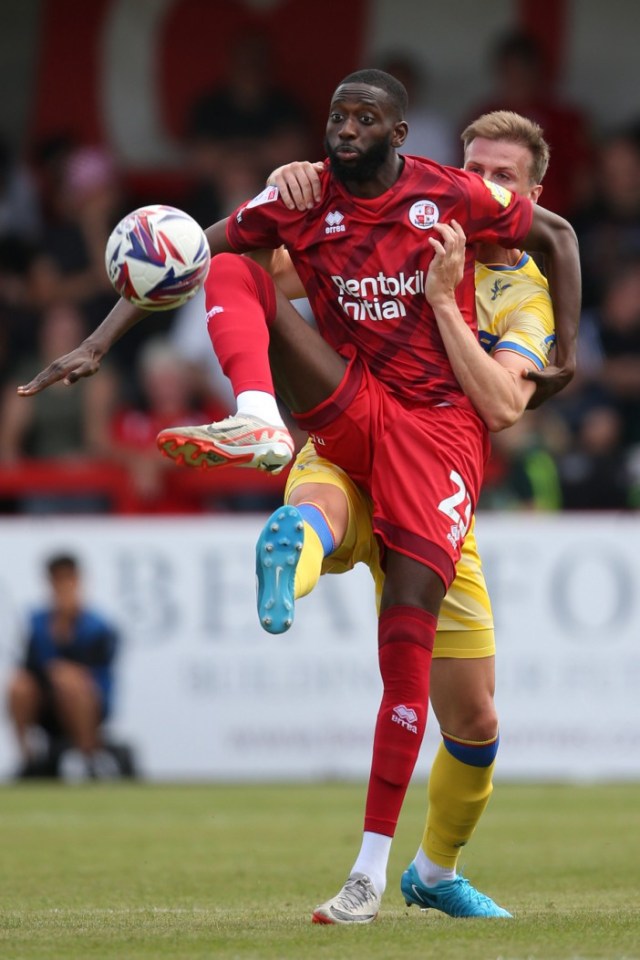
[{"xmin": 285, "ymin": 440, "xmax": 495, "ymax": 659}]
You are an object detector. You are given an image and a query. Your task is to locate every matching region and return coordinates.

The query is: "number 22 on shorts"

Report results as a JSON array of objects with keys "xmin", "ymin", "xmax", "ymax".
[{"xmin": 438, "ymin": 470, "xmax": 471, "ymax": 551}]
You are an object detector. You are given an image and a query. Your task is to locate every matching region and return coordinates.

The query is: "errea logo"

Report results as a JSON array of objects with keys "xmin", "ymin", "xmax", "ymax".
[
  {"xmin": 392, "ymin": 704, "xmax": 418, "ymax": 734},
  {"xmin": 325, "ymin": 210, "xmax": 346, "ymax": 234}
]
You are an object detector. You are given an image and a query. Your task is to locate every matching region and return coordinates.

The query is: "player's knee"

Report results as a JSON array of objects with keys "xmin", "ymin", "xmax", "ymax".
[
  {"xmin": 474, "ymin": 697, "xmax": 499, "ymax": 740},
  {"xmin": 442, "ymin": 702, "xmax": 498, "ymax": 744},
  {"xmin": 381, "ymin": 554, "xmax": 445, "ymax": 617},
  {"xmin": 290, "ymin": 484, "xmax": 348, "ymax": 547}
]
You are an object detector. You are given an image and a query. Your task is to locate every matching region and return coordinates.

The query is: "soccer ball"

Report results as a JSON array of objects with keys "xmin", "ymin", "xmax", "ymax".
[{"xmin": 105, "ymin": 204, "xmax": 210, "ymax": 310}]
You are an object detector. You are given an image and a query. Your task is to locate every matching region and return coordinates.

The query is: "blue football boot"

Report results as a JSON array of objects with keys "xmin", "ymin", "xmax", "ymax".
[
  {"xmin": 401, "ymin": 863, "xmax": 512, "ymax": 918},
  {"xmin": 256, "ymin": 505, "xmax": 304, "ymax": 634}
]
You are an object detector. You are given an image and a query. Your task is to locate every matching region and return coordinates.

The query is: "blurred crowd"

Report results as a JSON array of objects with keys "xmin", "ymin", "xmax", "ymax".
[{"xmin": 0, "ymin": 30, "xmax": 639, "ymax": 514}]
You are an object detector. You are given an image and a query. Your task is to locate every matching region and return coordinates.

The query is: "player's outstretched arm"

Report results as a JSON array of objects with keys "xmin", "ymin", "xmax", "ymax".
[
  {"xmin": 17, "ymin": 298, "xmax": 150, "ymax": 395},
  {"xmin": 426, "ymin": 221, "xmax": 536, "ymax": 431},
  {"xmin": 267, "ymin": 161, "xmax": 324, "ymax": 211},
  {"xmin": 521, "ymin": 205, "xmax": 580, "ymax": 407},
  {"xmin": 18, "ymin": 220, "xmax": 234, "ymax": 397}
]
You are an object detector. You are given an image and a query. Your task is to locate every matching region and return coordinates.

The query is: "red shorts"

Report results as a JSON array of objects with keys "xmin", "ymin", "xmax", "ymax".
[{"xmin": 293, "ymin": 348, "xmax": 490, "ymax": 590}]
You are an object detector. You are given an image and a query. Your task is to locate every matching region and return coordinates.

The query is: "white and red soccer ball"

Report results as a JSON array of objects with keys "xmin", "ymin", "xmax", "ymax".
[{"xmin": 105, "ymin": 204, "xmax": 210, "ymax": 310}]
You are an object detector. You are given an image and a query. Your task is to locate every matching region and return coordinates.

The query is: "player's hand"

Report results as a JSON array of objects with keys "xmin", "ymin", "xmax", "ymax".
[
  {"xmin": 267, "ymin": 161, "xmax": 324, "ymax": 211},
  {"xmin": 17, "ymin": 343, "xmax": 103, "ymax": 396},
  {"xmin": 425, "ymin": 220, "xmax": 466, "ymax": 304},
  {"xmin": 524, "ymin": 363, "xmax": 575, "ymax": 408}
]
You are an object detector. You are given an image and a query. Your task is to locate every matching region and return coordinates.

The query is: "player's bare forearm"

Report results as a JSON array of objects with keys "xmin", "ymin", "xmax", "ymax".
[
  {"xmin": 522, "ymin": 207, "xmax": 580, "ymax": 405},
  {"xmin": 430, "ymin": 296, "xmax": 531, "ymax": 430},
  {"xmin": 536, "ymin": 219, "xmax": 580, "ymax": 372},
  {"xmin": 427, "ymin": 221, "xmax": 533, "ymax": 429}
]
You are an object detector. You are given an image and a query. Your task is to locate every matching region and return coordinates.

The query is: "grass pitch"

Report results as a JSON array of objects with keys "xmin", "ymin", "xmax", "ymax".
[{"xmin": 0, "ymin": 780, "xmax": 638, "ymax": 960}]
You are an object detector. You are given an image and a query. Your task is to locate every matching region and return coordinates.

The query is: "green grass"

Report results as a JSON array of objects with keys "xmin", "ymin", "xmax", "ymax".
[{"xmin": 0, "ymin": 781, "xmax": 638, "ymax": 959}]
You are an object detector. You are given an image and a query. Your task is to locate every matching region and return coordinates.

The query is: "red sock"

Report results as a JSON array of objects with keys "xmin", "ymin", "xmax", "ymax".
[
  {"xmin": 204, "ymin": 253, "xmax": 277, "ymax": 395},
  {"xmin": 364, "ymin": 605, "xmax": 436, "ymax": 837}
]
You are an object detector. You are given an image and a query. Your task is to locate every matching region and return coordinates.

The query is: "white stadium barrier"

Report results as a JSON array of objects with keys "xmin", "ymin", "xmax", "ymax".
[{"xmin": 0, "ymin": 514, "xmax": 638, "ymax": 781}]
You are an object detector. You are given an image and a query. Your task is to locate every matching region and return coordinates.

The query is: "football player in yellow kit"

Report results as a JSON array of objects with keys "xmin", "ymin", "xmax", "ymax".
[{"xmin": 256, "ymin": 111, "xmax": 555, "ymax": 922}]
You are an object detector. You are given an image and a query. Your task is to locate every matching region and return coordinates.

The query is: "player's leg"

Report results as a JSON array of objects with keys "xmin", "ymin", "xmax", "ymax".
[
  {"xmin": 400, "ymin": 527, "xmax": 511, "ymax": 918},
  {"xmin": 256, "ymin": 438, "xmax": 376, "ymax": 634},
  {"xmin": 313, "ymin": 550, "xmax": 442, "ymax": 924},
  {"xmin": 314, "ymin": 402, "xmax": 489, "ymax": 924},
  {"xmin": 401, "ymin": 655, "xmax": 510, "ymax": 918},
  {"xmin": 350, "ymin": 552, "xmax": 443, "ymax": 867},
  {"xmin": 157, "ymin": 254, "xmax": 346, "ymax": 473},
  {"xmin": 255, "ymin": 366, "xmax": 378, "ymax": 637},
  {"xmin": 348, "ymin": 403, "xmax": 488, "ymax": 897},
  {"xmin": 423, "ymin": 654, "xmax": 499, "ymax": 881},
  {"xmin": 256, "ymin": 482, "xmax": 346, "ymax": 633},
  {"xmin": 288, "ymin": 485, "xmax": 347, "ymax": 594}
]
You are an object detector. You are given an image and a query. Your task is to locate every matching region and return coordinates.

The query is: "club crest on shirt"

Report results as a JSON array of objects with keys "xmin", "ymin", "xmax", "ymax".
[
  {"xmin": 482, "ymin": 179, "xmax": 513, "ymax": 208},
  {"xmin": 409, "ymin": 199, "xmax": 439, "ymax": 230},
  {"xmin": 246, "ymin": 185, "xmax": 280, "ymax": 209}
]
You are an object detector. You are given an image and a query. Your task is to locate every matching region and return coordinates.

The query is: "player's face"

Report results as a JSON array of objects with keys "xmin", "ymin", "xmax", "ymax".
[
  {"xmin": 324, "ymin": 84, "xmax": 406, "ymax": 184},
  {"xmin": 463, "ymin": 137, "xmax": 542, "ymax": 202}
]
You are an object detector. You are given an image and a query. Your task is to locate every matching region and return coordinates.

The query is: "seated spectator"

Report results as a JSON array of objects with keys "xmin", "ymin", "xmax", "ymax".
[
  {"xmin": 0, "ymin": 302, "xmax": 117, "ymax": 511},
  {"xmin": 541, "ymin": 257, "xmax": 640, "ymax": 511},
  {"xmin": 169, "ymin": 287, "xmax": 235, "ymax": 411},
  {"xmin": 186, "ymin": 32, "xmax": 309, "ymax": 216},
  {"xmin": 107, "ymin": 336, "xmax": 228, "ymax": 513},
  {"xmin": 0, "ymin": 140, "xmax": 55, "ymax": 376},
  {"xmin": 469, "ymin": 30, "xmax": 593, "ymax": 217},
  {"xmin": 557, "ymin": 405, "xmax": 633, "ymax": 510},
  {"xmin": 574, "ymin": 128, "xmax": 640, "ymax": 309},
  {"xmin": 0, "ymin": 136, "xmax": 42, "ymax": 243},
  {"xmin": 30, "ymin": 134, "xmax": 77, "ymax": 227},
  {"xmin": 35, "ymin": 145, "xmax": 124, "ymax": 327},
  {"xmin": 377, "ymin": 53, "xmax": 457, "ymax": 165},
  {"xmin": 577, "ymin": 256, "xmax": 640, "ymax": 448},
  {"xmin": 6, "ymin": 553, "xmax": 119, "ymax": 779},
  {"xmin": 0, "ymin": 237, "xmax": 43, "ymax": 386}
]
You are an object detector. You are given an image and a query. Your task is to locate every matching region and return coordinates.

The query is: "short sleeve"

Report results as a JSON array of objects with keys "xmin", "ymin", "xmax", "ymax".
[
  {"xmin": 455, "ymin": 170, "xmax": 534, "ymax": 248},
  {"xmin": 226, "ymin": 185, "xmax": 290, "ymax": 252},
  {"xmin": 494, "ymin": 294, "xmax": 556, "ymax": 369}
]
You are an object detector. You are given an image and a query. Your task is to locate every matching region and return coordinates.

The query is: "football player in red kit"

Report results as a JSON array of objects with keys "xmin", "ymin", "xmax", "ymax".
[{"xmin": 17, "ymin": 70, "xmax": 580, "ymax": 923}]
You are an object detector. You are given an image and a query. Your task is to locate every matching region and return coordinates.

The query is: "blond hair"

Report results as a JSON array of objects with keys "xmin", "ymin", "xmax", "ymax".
[{"xmin": 461, "ymin": 111, "xmax": 550, "ymax": 185}]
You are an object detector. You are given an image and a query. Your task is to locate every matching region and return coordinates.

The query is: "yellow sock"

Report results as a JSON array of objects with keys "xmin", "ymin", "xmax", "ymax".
[
  {"xmin": 422, "ymin": 740, "xmax": 496, "ymax": 870},
  {"xmin": 293, "ymin": 522, "xmax": 325, "ymax": 599}
]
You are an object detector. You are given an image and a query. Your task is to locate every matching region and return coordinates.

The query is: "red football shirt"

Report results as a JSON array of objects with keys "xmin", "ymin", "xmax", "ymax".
[{"xmin": 226, "ymin": 155, "xmax": 533, "ymax": 406}]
